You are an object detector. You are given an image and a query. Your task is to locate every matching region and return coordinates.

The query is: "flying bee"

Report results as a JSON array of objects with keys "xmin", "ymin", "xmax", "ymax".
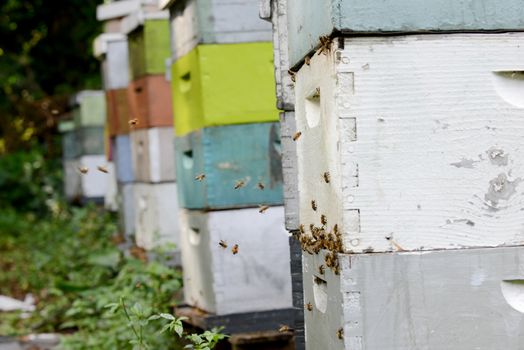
[
  {"xmin": 78, "ymin": 166, "xmax": 89, "ymax": 174},
  {"xmin": 232, "ymin": 244, "xmax": 239, "ymax": 255},
  {"xmin": 305, "ymin": 302, "xmax": 313, "ymax": 311},
  {"xmin": 129, "ymin": 118, "xmax": 139, "ymax": 126},
  {"xmin": 318, "ymin": 265, "xmax": 325, "ymax": 275},
  {"xmin": 304, "ymin": 56, "xmax": 311, "ymax": 66},
  {"xmin": 336, "ymin": 327, "xmax": 344, "ymax": 340},
  {"xmin": 321, "ymin": 214, "xmax": 327, "ymax": 226},
  {"xmin": 299, "ymin": 224, "xmax": 305, "ymax": 234},
  {"xmin": 258, "ymin": 205, "xmax": 270, "ymax": 213},
  {"xmin": 257, "ymin": 182, "xmax": 265, "ymax": 190},
  {"xmin": 97, "ymin": 165, "xmax": 109, "ymax": 173},
  {"xmin": 311, "ymin": 200, "xmax": 317, "ymax": 211},
  {"xmin": 279, "ymin": 325, "xmax": 293, "ymax": 333},
  {"xmin": 287, "ymin": 69, "xmax": 296, "ymax": 82},
  {"xmin": 219, "ymin": 240, "xmax": 228, "ymax": 249},
  {"xmin": 323, "ymin": 171, "xmax": 330, "ymax": 183},
  {"xmin": 292, "ymin": 131, "xmax": 302, "ymax": 141},
  {"xmin": 317, "ymin": 35, "xmax": 332, "ymax": 56},
  {"xmin": 234, "ymin": 180, "xmax": 245, "ymax": 189},
  {"xmin": 195, "ymin": 173, "xmax": 206, "ymax": 181}
]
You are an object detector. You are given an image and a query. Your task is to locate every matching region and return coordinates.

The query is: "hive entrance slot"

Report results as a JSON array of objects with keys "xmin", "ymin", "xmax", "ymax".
[{"xmin": 183, "ymin": 150, "xmax": 194, "ymax": 169}]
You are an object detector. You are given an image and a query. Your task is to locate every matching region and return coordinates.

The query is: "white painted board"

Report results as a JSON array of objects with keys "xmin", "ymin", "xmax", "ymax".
[
  {"xmin": 95, "ymin": 34, "xmax": 130, "ymax": 90},
  {"xmin": 133, "ymin": 182, "xmax": 180, "ymax": 251},
  {"xmin": 295, "ymin": 33, "xmax": 524, "ymax": 253},
  {"xmin": 303, "ymin": 247, "xmax": 524, "ymax": 350},
  {"xmin": 78, "ymin": 155, "xmax": 109, "ymax": 199},
  {"xmin": 179, "ymin": 206, "xmax": 293, "ymax": 315},
  {"xmin": 104, "ymin": 162, "xmax": 119, "ymax": 212},
  {"xmin": 130, "ymin": 127, "xmax": 176, "ymax": 183},
  {"xmin": 118, "ymin": 182, "xmax": 136, "ymax": 237}
]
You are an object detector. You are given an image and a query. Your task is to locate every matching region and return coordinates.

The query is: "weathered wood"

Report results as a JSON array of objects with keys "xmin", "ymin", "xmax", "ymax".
[
  {"xmin": 295, "ymin": 33, "xmax": 524, "ymax": 253},
  {"xmin": 171, "ymin": 42, "xmax": 279, "ymax": 136},
  {"xmin": 179, "ymin": 207, "xmax": 292, "ymax": 315},
  {"xmin": 286, "ymin": 0, "xmax": 524, "ymax": 67},
  {"xmin": 133, "ymin": 182, "xmax": 180, "ymax": 251},
  {"xmin": 303, "ymin": 247, "xmax": 524, "ymax": 349},
  {"xmin": 174, "ymin": 123, "xmax": 283, "ymax": 210},
  {"xmin": 166, "ymin": 0, "xmax": 272, "ymax": 60},
  {"xmin": 105, "ymin": 88, "xmax": 131, "ymax": 135},
  {"xmin": 127, "ymin": 74, "xmax": 172, "ymax": 129},
  {"xmin": 130, "ymin": 127, "xmax": 175, "ymax": 183}
]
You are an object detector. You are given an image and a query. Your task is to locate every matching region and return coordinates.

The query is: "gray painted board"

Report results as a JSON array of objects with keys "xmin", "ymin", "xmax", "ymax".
[
  {"xmin": 279, "ymin": 112, "xmax": 298, "ymax": 231},
  {"xmin": 287, "ymin": 0, "xmax": 524, "ymax": 67}
]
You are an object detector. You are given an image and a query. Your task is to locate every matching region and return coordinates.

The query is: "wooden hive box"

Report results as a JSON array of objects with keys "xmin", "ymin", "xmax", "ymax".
[
  {"xmin": 71, "ymin": 91, "xmax": 106, "ymax": 128},
  {"xmin": 133, "ymin": 182, "xmax": 180, "ymax": 251},
  {"xmin": 179, "ymin": 206, "xmax": 292, "ymax": 315},
  {"xmin": 162, "ymin": 0, "xmax": 271, "ymax": 60},
  {"xmin": 174, "ymin": 122, "xmax": 283, "ymax": 210},
  {"xmin": 127, "ymin": 74, "xmax": 173, "ymax": 129},
  {"xmin": 303, "ymin": 246, "xmax": 524, "ymax": 349},
  {"xmin": 286, "ymin": 0, "xmax": 524, "ymax": 68},
  {"xmin": 171, "ymin": 42, "xmax": 279, "ymax": 136},
  {"xmin": 130, "ymin": 127, "xmax": 175, "ymax": 183},
  {"xmin": 94, "ymin": 33, "xmax": 130, "ymax": 90},
  {"xmin": 105, "ymin": 89, "xmax": 131, "ymax": 136},
  {"xmin": 122, "ymin": 10, "xmax": 171, "ymax": 80},
  {"xmin": 294, "ymin": 33, "xmax": 524, "ymax": 254}
]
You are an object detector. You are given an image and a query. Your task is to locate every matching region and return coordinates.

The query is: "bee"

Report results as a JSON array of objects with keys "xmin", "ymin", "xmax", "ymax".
[
  {"xmin": 317, "ymin": 35, "xmax": 332, "ymax": 56},
  {"xmin": 287, "ymin": 69, "xmax": 296, "ymax": 82},
  {"xmin": 258, "ymin": 205, "xmax": 270, "ymax": 213},
  {"xmin": 257, "ymin": 182, "xmax": 265, "ymax": 190},
  {"xmin": 333, "ymin": 224, "xmax": 339, "ymax": 236},
  {"xmin": 292, "ymin": 131, "xmax": 302, "ymax": 141},
  {"xmin": 323, "ymin": 171, "xmax": 330, "ymax": 183},
  {"xmin": 219, "ymin": 240, "xmax": 228, "ymax": 249},
  {"xmin": 334, "ymin": 263, "xmax": 340, "ymax": 275},
  {"xmin": 234, "ymin": 180, "xmax": 245, "ymax": 189},
  {"xmin": 318, "ymin": 265, "xmax": 325, "ymax": 275},
  {"xmin": 78, "ymin": 166, "xmax": 89, "ymax": 174},
  {"xmin": 336, "ymin": 327, "xmax": 344, "ymax": 340},
  {"xmin": 321, "ymin": 214, "xmax": 327, "ymax": 226},
  {"xmin": 279, "ymin": 325, "xmax": 293, "ymax": 333},
  {"xmin": 231, "ymin": 244, "xmax": 239, "ymax": 255},
  {"xmin": 305, "ymin": 302, "xmax": 313, "ymax": 311},
  {"xmin": 313, "ymin": 87, "xmax": 321, "ymax": 98},
  {"xmin": 97, "ymin": 165, "xmax": 108, "ymax": 173},
  {"xmin": 51, "ymin": 109, "xmax": 59, "ymax": 115},
  {"xmin": 129, "ymin": 118, "xmax": 138, "ymax": 126},
  {"xmin": 299, "ymin": 224, "xmax": 305, "ymax": 234},
  {"xmin": 304, "ymin": 56, "xmax": 311, "ymax": 66},
  {"xmin": 195, "ymin": 173, "xmax": 206, "ymax": 181},
  {"xmin": 311, "ymin": 200, "xmax": 317, "ymax": 211}
]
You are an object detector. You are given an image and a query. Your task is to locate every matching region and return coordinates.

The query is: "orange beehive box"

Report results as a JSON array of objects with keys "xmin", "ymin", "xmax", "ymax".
[{"xmin": 128, "ymin": 74, "xmax": 172, "ymax": 129}]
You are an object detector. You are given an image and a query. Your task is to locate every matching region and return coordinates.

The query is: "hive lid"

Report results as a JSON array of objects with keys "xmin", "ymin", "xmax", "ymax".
[
  {"xmin": 120, "ymin": 9, "xmax": 169, "ymax": 34},
  {"xmin": 92, "ymin": 33, "xmax": 127, "ymax": 58}
]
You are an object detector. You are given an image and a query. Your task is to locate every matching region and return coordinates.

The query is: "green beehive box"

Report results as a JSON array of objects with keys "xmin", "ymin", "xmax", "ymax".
[
  {"xmin": 127, "ymin": 19, "xmax": 171, "ymax": 80},
  {"xmin": 171, "ymin": 42, "xmax": 279, "ymax": 136},
  {"xmin": 71, "ymin": 91, "xmax": 106, "ymax": 128}
]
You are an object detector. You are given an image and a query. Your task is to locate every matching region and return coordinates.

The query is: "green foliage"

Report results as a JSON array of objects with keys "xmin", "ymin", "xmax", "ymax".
[{"xmin": 0, "ymin": 146, "xmax": 63, "ymax": 215}]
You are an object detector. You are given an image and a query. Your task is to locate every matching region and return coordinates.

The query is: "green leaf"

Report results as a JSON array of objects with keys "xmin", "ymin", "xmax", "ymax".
[{"xmin": 159, "ymin": 313, "xmax": 175, "ymax": 320}]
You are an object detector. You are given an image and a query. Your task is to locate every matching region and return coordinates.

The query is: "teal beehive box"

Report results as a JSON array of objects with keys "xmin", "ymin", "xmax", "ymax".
[
  {"xmin": 286, "ymin": 0, "xmax": 524, "ymax": 67},
  {"xmin": 174, "ymin": 122, "xmax": 283, "ymax": 210},
  {"xmin": 59, "ymin": 120, "xmax": 79, "ymax": 160},
  {"xmin": 71, "ymin": 91, "xmax": 106, "ymax": 127}
]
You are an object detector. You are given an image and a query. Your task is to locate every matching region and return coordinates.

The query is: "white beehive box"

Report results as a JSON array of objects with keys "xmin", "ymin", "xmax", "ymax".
[
  {"xmin": 179, "ymin": 206, "xmax": 293, "ymax": 315},
  {"xmin": 63, "ymin": 159, "xmax": 81, "ymax": 201},
  {"xmin": 118, "ymin": 183, "xmax": 136, "ymax": 237},
  {"xmin": 303, "ymin": 247, "xmax": 524, "ymax": 349},
  {"xmin": 165, "ymin": 0, "xmax": 272, "ymax": 60},
  {"xmin": 295, "ymin": 33, "xmax": 524, "ymax": 254},
  {"xmin": 133, "ymin": 182, "xmax": 180, "ymax": 250},
  {"xmin": 104, "ymin": 162, "xmax": 119, "ymax": 212},
  {"xmin": 261, "ymin": 0, "xmax": 294, "ymax": 111},
  {"xmin": 78, "ymin": 155, "xmax": 110, "ymax": 199},
  {"xmin": 130, "ymin": 127, "xmax": 176, "ymax": 183},
  {"xmin": 93, "ymin": 33, "xmax": 130, "ymax": 90}
]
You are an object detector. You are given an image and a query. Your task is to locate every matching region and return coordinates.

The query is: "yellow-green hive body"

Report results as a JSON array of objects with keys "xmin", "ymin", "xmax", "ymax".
[{"xmin": 171, "ymin": 42, "xmax": 279, "ymax": 136}]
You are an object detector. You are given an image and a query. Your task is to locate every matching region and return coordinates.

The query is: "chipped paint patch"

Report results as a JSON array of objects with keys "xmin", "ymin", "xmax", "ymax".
[
  {"xmin": 450, "ymin": 158, "xmax": 477, "ymax": 169},
  {"xmin": 488, "ymin": 147, "xmax": 509, "ymax": 166},
  {"xmin": 485, "ymin": 173, "xmax": 522, "ymax": 209}
]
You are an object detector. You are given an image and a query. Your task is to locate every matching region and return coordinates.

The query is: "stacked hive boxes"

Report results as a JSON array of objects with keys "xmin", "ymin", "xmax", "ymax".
[
  {"xmin": 277, "ymin": 1, "xmax": 524, "ymax": 349},
  {"xmin": 120, "ymin": 6, "xmax": 180, "ymax": 253},
  {"xmin": 95, "ymin": 1, "xmax": 138, "ymax": 239},
  {"xmin": 261, "ymin": 0, "xmax": 304, "ymax": 348},
  {"xmin": 162, "ymin": 0, "xmax": 293, "ymax": 326},
  {"xmin": 60, "ymin": 91, "xmax": 109, "ymax": 204}
]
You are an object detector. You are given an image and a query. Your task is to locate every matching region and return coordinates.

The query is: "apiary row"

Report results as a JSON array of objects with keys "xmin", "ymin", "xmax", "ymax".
[{"xmin": 265, "ymin": 0, "xmax": 524, "ymax": 349}]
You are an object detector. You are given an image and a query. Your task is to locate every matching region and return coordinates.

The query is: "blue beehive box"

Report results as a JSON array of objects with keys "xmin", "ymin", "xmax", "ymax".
[
  {"xmin": 174, "ymin": 122, "xmax": 283, "ymax": 209},
  {"xmin": 113, "ymin": 135, "xmax": 134, "ymax": 184}
]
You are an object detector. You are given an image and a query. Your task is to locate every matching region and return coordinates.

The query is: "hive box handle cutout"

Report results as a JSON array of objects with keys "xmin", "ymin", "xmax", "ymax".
[
  {"xmin": 501, "ymin": 279, "xmax": 524, "ymax": 313},
  {"xmin": 180, "ymin": 72, "xmax": 191, "ymax": 93},
  {"xmin": 492, "ymin": 71, "xmax": 524, "ymax": 108},
  {"xmin": 305, "ymin": 87, "xmax": 321, "ymax": 128},
  {"xmin": 189, "ymin": 227, "xmax": 201, "ymax": 246},
  {"xmin": 183, "ymin": 150, "xmax": 194, "ymax": 169},
  {"xmin": 313, "ymin": 276, "xmax": 328, "ymax": 313}
]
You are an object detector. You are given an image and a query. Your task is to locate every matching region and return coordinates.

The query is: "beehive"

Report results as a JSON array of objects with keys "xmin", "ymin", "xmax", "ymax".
[
  {"xmin": 105, "ymin": 88, "xmax": 131, "ymax": 136},
  {"xmin": 94, "ymin": 33, "xmax": 130, "ymax": 90},
  {"xmin": 118, "ymin": 182, "xmax": 136, "ymax": 237},
  {"xmin": 71, "ymin": 91, "xmax": 106, "ymax": 127},
  {"xmin": 127, "ymin": 74, "xmax": 172, "ymax": 129},
  {"xmin": 113, "ymin": 135, "xmax": 134, "ymax": 184},
  {"xmin": 77, "ymin": 155, "xmax": 110, "ymax": 200},
  {"xmin": 130, "ymin": 127, "xmax": 175, "ymax": 183}
]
